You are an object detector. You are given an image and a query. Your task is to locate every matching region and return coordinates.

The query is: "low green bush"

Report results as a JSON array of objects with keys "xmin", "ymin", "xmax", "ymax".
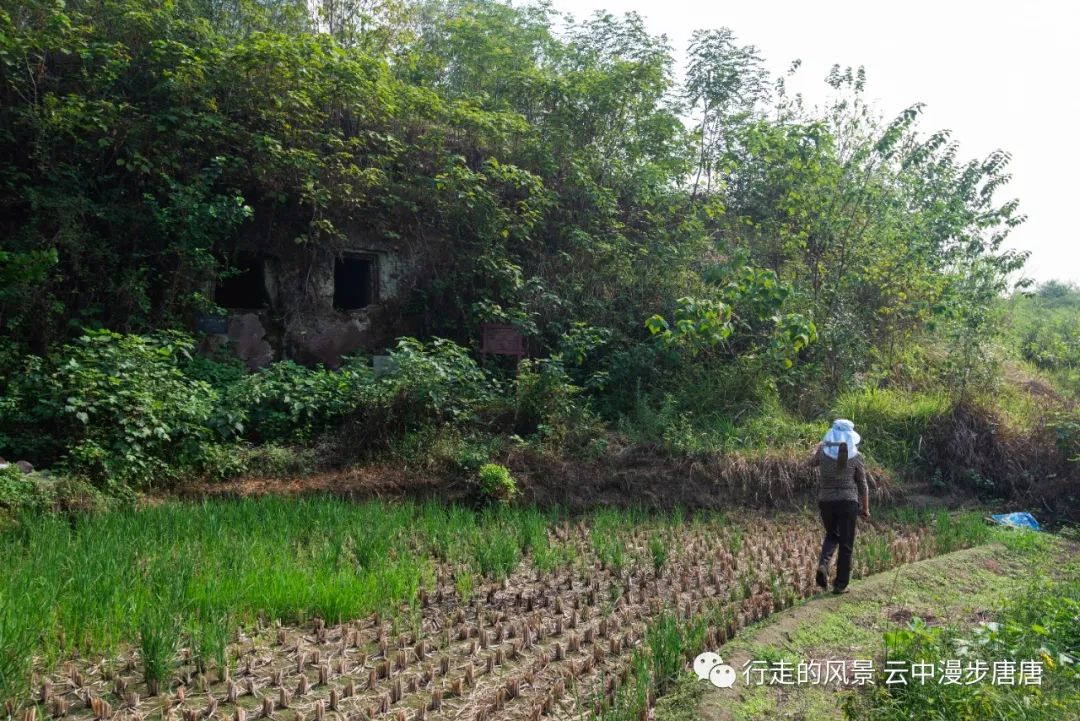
[
  {"xmin": 1047, "ymin": 407, "xmax": 1080, "ymax": 464},
  {"xmin": 0, "ymin": 331, "xmax": 512, "ymax": 491},
  {"xmin": 617, "ymin": 378, "xmax": 820, "ymax": 456},
  {"xmin": 0, "ymin": 330, "xmax": 216, "ymax": 489},
  {"xmin": 476, "ymin": 463, "xmax": 517, "ymax": 503},
  {"xmin": 512, "ymin": 356, "xmax": 601, "ymax": 450},
  {"xmin": 0, "ymin": 467, "xmax": 107, "ymax": 518},
  {"xmin": 196, "ymin": 443, "xmax": 316, "ymax": 481},
  {"xmin": 0, "ymin": 466, "xmax": 43, "ymax": 512},
  {"xmin": 222, "ymin": 359, "xmax": 373, "ymax": 443},
  {"xmin": 378, "ymin": 337, "xmax": 498, "ymax": 426}
]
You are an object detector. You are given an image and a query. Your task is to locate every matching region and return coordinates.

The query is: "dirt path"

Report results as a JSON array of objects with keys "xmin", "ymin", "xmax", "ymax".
[{"xmin": 669, "ymin": 538, "xmax": 1080, "ymax": 721}]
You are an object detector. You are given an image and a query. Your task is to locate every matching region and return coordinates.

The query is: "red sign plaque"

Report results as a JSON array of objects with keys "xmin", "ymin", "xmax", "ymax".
[{"xmin": 480, "ymin": 323, "xmax": 525, "ymax": 360}]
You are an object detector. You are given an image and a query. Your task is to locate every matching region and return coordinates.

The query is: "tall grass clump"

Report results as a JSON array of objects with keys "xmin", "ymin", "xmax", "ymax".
[
  {"xmin": 933, "ymin": 510, "xmax": 993, "ymax": 554},
  {"xmin": 833, "ymin": 388, "xmax": 950, "ymax": 473},
  {"xmin": 138, "ymin": 605, "xmax": 177, "ymax": 696},
  {"xmin": 0, "ymin": 593, "xmax": 37, "ymax": 710},
  {"xmin": 649, "ymin": 533, "xmax": 668, "ymax": 577}
]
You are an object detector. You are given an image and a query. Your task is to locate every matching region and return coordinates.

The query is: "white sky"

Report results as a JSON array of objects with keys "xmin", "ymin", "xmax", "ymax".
[{"xmin": 546, "ymin": 0, "xmax": 1079, "ymax": 285}]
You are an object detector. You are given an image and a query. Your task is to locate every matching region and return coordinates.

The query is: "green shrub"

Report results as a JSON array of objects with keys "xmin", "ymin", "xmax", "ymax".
[
  {"xmin": 617, "ymin": 378, "xmax": 819, "ymax": 456},
  {"xmin": 0, "ymin": 468, "xmax": 107, "ymax": 520},
  {"xmin": 513, "ymin": 357, "xmax": 598, "ymax": 447},
  {"xmin": 453, "ymin": 438, "xmax": 497, "ymax": 474},
  {"xmin": 594, "ymin": 343, "xmax": 676, "ymax": 420},
  {"xmin": 453, "ymin": 442, "xmax": 492, "ymax": 474},
  {"xmin": 181, "ymin": 352, "xmax": 247, "ymax": 389},
  {"xmin": 617, "ymin": 389, "xmax": 683, "ymax": 448},
  {"xmin": 193, "ymin": 442, "xmax": 316, "ymax": 482},
  {"xmin": 0, "ymin": 466, "xmax": 38, "ymax": 512},
  {"xmin": 217, "ymin": 338, "xmax": 501, "ymax": 469},
  {"xmin": 1047, "ymin": 407, "xmax": 1080, "ymax": 463},
  {"xmin": 476, "ymin": 463, "xmax": 517, "ymax": 503},
  {"xmin": 243, "ymin": 444, "xmax": 317, "ymax": 477},
  {"xmin": 379, "ymin": 337, "xmax": 497, "ymax": 426},
  {"xmin": 194, "ymin": 443, "xmax": 255, "ymax": 482},
  {"xmin": 0, "ymin": 330, "xmax": 216, "ymax": 489},
  {"xmin": 223, "ymin": 359, "xmax": 373, "ymax": 443}
]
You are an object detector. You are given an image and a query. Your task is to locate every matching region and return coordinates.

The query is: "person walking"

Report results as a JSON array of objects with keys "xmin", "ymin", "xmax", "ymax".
[{"xmin": 809, "ymin": 419, "xmax": 870, "ymax": 594}]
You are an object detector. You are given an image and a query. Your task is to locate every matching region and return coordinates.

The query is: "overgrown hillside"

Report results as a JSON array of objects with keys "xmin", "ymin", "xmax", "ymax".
[{"xmin": 0, "ymin": 0, "xmax": 1077, "ymax": 516}]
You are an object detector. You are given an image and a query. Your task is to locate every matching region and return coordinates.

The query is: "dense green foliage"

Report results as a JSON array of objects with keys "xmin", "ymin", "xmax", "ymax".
[
  {"xmin": 0, "ymin": 330, "xmax": 517, "ymax": 487},
  {"xmin": 1009, "ymin": 282, "xmax": 1080, "ymax": 395},
  {"xmin": 0, "ymin": 330, "xmax": 216, "ymax": 488},
  {"xmin": 0, "ymin": 0, "xmax": 1055, "ymax": 494}
]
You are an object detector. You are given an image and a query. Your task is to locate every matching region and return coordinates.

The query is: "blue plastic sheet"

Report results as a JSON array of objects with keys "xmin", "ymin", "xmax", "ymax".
[{"xmin": 989, "ymin": 512, "xmax": 1040, "ymax": 531}]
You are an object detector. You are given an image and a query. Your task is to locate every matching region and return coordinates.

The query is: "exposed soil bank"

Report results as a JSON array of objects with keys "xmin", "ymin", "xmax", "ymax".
[
  {"xmin": 175, "ymin": 448, "xmax": 928, "ymax": 515},
  {"xmin": 171, "ymin": 402, "xmax": 1078, "ymax": 522}
]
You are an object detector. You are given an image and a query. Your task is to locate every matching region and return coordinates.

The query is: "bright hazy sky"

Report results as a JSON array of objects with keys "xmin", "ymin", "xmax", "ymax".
[{"xmin": 546, "ymin": 0, "xmax": 1079, "ymax": 286}]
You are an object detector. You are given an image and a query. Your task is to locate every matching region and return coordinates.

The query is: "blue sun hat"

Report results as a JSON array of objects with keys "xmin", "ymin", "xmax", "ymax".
[{"xmin": 821, "ymin": 419, "xmax": 860, "ymax": 459}]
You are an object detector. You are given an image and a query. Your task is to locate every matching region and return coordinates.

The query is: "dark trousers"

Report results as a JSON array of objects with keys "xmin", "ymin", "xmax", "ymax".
[{"xmin": 818, "ymin": 500, "xmax": 859, "ymax": 590}]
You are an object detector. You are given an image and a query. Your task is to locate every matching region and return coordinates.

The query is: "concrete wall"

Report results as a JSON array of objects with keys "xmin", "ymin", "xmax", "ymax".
[{"xmin": 203, "ymin": 230, "xmax": 418, "ymax": 369}]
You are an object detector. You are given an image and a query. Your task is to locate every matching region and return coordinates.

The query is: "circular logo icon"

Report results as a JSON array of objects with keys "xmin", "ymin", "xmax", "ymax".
[
  {"xmin": 693, "ymin": 651, "xmax": 722, "ymax": 681},
  {"xmin": 694, "ymin": 651, "xmax": 737, "ymax": 688},
  {"xmin": 708, "ymin": 662, "xmax": 737, "ymax": 688}
]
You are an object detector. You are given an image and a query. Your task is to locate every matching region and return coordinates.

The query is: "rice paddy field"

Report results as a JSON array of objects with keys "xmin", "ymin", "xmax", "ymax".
[{"xmin": 0, "ymin": 499, "xmax": 994, "ymax": 721}]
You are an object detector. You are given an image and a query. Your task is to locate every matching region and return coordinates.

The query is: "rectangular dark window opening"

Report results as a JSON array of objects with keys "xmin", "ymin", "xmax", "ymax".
[
  {"xmin": 215, "ymin": 255, "xmax": 267, "ymax": 309},
  {"xmin": 334, "ymin": 255, "xmax": 376, "ymax": 310}
]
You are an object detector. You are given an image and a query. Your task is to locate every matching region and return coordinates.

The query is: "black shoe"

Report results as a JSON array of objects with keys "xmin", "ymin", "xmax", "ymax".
[
  {"xmin": 832, "ymin": 586, "xmax": 849, "ymax": 595},
  {"xmin": 815, "ymin": 564, "xmax": 828, "ymax": 589}
]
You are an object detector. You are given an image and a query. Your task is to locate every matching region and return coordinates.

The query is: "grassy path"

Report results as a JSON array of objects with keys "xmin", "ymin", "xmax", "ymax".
[{"xmin": 656, "ymin": 535, "xmax": 1080, "ymax": 721}]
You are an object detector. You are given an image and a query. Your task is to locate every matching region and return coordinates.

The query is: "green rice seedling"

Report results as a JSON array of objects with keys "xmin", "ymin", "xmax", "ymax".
[
  {"xmin": 740, "ymin": 573, "xmax": 753, "ymax": 600},
  {"xmin": 516, "ymin": 508, "xmax": 550, "ymax": 554},
  {"xmin": 471, "ymin": 526, "xmax": 521, "ymax": 580},
  {"xmin": 138, "ymin": 606, "xmax": 178, "ymax": 696},
  {"xmin": 0, "ymin": 591, "xmax": 40, "ymax": 707},
  {"xmin": 729, "ymin": 528, "xmax": 744, "ymax": 555},
  {"xmin": 185, "ymin": 604, "xmax": 234, "ymax": 677},
  {"xmin": 645, "ymin": 612, "xmax": 685, "ymax": 696},
  {"xmin": 405, "ymin": 597, "xmax": 423, "ymax": 641},
  {"xmin": 878, "ymin": 505, "xmax": 932, "ymax": 526},
  {"xmin": 606, "ymin": 540, "xmax": 628, "ymax": 574},
  {"xmin": 934, "ymin": 510, "xmax": 992, "ymax": 554},
  {"xmin": 593, "ymin": 649, "xmax": 651, "ymax": 721},
  {"xmin": 649, "ymin": 534, "xmax": 668, "ymax": 578},
  {"xmin": 0, "ymin": 493, "xmax": 1000, "ymax": 718},
  {"xmin": 605, "ymin": 583, "xmax": 623, "ymax": 611},
  {"xmin": 531, "ymin": 540, "xmax": 557, "ymax": 575},
  {"xmin": 453, "ymin": 570, "xmax": 475, "ymax": 604},
  {"xmin": 857, "ymin": 536, "xmax": 892, "ymax": 575}
]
